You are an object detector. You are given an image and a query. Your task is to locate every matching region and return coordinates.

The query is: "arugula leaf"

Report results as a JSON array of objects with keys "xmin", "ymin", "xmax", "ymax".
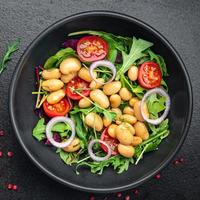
[
  {"xmin": 120, "ymin": 74, "xmax": 146, "ymax": 99},
  {"xmin": 116, "ymin": 37, "xmax": 153, "ymax": 80},
  {"xmin": 32, "ymin": 118, "xmax": 46, "ymax": 141},
  {"xmin": 44, "ymin": 47, "xmax": 75, "ymax": 69},
  {"xmin": 52, "ymin": 122, "xmax": 71, "ymax": 133},
  {"xmin": 76, "ymin": 155, "xmax": 134, "ymax": 175},
  {"xmin": 0, "ymin": 39, "xmax": 20, "ymax": 74},
  {"xmin": 147, "ymin": 93, "xmax": 166, "ymax": 119},
  {"xmin": 107, "ymin": 47, "xmax": 118, "ymax": 63},
  {"xmin": 58, "ymin": 149, "xmax": 79, "ymax": 166},
  {"xmin": 135, "ymin": 119, "xmax": 170, "ymax": 164},
  {"xmin": 70, "ymin": 113, "xmax": 87, "ymax": 148},
  {"xmin": 147, "ymin": 49, "xmax": 168, "ymax": 76}
]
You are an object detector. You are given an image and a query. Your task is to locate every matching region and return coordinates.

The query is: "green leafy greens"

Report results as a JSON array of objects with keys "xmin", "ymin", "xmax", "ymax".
[
  {"xmin": 44, "ymin": 47, "xmax": 75, "ymax": 69},
  {"xmin": 0, "ymin": 39, "xmax": 20, "ymax": 74},
  {"xmin": 32, "ymin": 118, "xmax": 46, "ymax": 141}
]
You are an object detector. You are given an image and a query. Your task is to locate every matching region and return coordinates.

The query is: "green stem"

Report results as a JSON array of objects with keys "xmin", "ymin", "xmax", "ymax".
[{"xmin": 135, "ymin": 143, "xmax": 150, "ymax": 165}]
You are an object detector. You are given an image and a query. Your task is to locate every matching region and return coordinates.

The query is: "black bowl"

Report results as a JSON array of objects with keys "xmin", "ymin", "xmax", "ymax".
[{"xmin": 9, "ymin": 11, "xmax": 193, "ymax": 193}]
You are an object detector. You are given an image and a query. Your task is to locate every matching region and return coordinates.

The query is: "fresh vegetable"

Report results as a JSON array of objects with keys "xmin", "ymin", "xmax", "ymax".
[
  {"xmin": 46, "ymin": 116, "xmax": 75, "ymax": 148},
  {"xmin": 32, "ymin": 30, "xmax": 171, "ymax": 175},
  {"xmin": 44, "ymin": 48, "xmax": 75, "ymax": 69},
  {"xmin": 77, "ymin": 36, "xmax": 108, "ymax": 62},
  {"xmin": 66, "ymin": 77, "xmax": 90, "ymax": 100},
  {"xmin": 138, "ymin": 61, "xmax": 162, "ymax": 89},
  {"xmin": 0, "ymin": 39, "xmax": 20, "ymax": 74},
  {"xmin": 89, "ymin": 60, "xmax": 116, "ymax": 84},
  {"xmin": 100, "ymin": 128, "xmax": 119, "ymax": 155},
  {"xmin": 88, "ymin": 139, "xmax": 112, "ymax": 162},
  {"xmin": 141, "ymin": 88, "xmax": 170, "ymax": 125},
  {"xmin": 43, "ymin": 98, "xmax": 71, "ymax": 117}
]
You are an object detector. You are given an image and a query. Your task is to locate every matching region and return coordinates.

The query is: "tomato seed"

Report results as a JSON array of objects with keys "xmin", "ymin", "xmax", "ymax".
[
  {"xmin": 125, "ymin": 195, "xmax": 131, "ymax": 200},
  {"xmin": 117, "ymin": 192, "xmax": 122, "ymax": 197},
  {"xmin": 7, "ymin": 151, "xmax": 14, "ymax": 157}
]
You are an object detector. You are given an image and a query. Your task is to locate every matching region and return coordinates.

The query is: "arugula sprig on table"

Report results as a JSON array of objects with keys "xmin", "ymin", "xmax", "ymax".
[{"xmin": 0, "ymin": 39, "xmax": 20, "ymax": 74}]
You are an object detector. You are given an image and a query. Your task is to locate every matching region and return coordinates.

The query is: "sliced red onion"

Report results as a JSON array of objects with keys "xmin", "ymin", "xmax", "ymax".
[
  {"xmin": 141, "ymin": 88, "xmax": 170, "ymax": 125},
  {"xmin": 88, "ymin": 139, "xmax": 112, "ymax": 162},
  {"xmin": 46, "ymin": 116, "xmax": 75, "ymax": 148},
  {"xmin": 89, "ymin": 60, "xmax": 116, "ymax": 84}
]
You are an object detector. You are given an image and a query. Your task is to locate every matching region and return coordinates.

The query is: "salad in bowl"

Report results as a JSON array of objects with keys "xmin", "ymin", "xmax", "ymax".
[{"xmin": 32, "ymin": 30, "xmax": 170, "ymax": 175}]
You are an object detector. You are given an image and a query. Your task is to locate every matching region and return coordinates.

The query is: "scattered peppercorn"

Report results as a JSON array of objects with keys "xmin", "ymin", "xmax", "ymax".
[
  {"xmin": 7, "ymin": 151, "xmax": 14, "ymax": 157},
  {"xmin": 117, "ymin": 192, "xmax": 122, "ymax": 198},
  {"xmin": 133, "ymin": 189, "xmax": 139, "ymax": 195},
  {"xmin": 0, "ymin": 151, "xmax": 3, "ymax": 157},
  {"xmin": 12, "ymin": 184, "xmax": 18, "ymax": 191},
  {"xmin": 0, "ymin": 130, "xmax": 5, "ymax": 136},
  {"xmin": 7, "ymin": 183, "xmax": 13, "ymax": 190},
  {"xmin": 125, "ymin": 195, "xmax": 130, "ymax": 200},
  {"xmin": 89, "ymin": 195, "xmax": 95, "ymax": 200},
  {"xmin": 155, "ymin": 173, "xmax": 161, "ymax": 180}
]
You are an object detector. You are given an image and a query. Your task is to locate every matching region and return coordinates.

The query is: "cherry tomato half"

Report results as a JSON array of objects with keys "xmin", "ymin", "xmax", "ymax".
[
  {"xmin": 100, "ymin": 127, "xmax": 119, "ymax": 155},
  {"xmin": 77, "ymin": 36, "xmax": 108, "ymax": 62},
  {"xmin": 43, "ymin": 98, "xmax": 70, "ymax": 118},
  {"xmin": 138, "ymin": 61, "xmax": 162, "ymax": 89},
  {"xmin": 66, "ymin": 77, "xmax": 90, "ymax": 100}
]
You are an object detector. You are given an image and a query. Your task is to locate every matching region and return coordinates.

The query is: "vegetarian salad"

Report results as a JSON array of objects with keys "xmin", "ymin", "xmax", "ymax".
[{"xmin": 32, "ymin": 30, "xmax": 170, "ymax": 175}]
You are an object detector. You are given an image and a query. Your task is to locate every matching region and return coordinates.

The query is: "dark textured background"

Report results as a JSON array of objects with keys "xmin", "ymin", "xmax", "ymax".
[{"xmin": 0, "ymin": 0, "xmax": 200, "ymax": 200}]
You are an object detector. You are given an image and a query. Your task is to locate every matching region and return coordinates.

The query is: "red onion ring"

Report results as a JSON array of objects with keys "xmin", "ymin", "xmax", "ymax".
[
  {"xmin": 88, "ymin": 139, "xmax": 112, "ymax": 162},
  {"xmin": 141, "ymin": 88, "xmax": 170, "ymax": 125},
  {"xmin": 89, "ymin": 60, "xmax": 116, "ymax": 84},
  {"xmin": 46, "ymin": 116, "xmax": 75, "ymax": 148}
]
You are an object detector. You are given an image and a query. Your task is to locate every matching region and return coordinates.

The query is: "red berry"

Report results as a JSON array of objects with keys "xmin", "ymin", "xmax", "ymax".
[
  {"xmin": 133, "ymin": 189, "xmax": 139, "ymax": 195},
  {"xmin": 7, "ymin": 151, "xmax": 14, "ymax": 157},
  {"xmin": 12, "ymin": 184, "xmax": 18, "ymax": 191},
  {"xmin": 125, "ymin": 195, "xmax": 130, "ymax": 200},
  {"xmin": 155, "ymin": 174, "xmax": 161, "ymax": 179},
  {"xmin": 0, "ymin": 130, "xmax": 5, "ymax": 136},
  {"xmin": 89, "ymin": 195, "xmax": 95, "ymax": 200},
  {"xmin": 0, "ymin": 151, "xmax": 3, "ymax": 157},
  {"xmin": 7, "ymin": 184, "xmax": 13, "ymax": 190},
  {"xmin": 117, "ymin": 192, "xmax": 122, "ymax": 197}
]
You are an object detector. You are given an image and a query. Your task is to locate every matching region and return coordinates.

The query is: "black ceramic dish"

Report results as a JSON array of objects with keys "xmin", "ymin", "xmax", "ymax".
[{"xmin": 9, "ymin": 11, "xmax": 193, "ymax": 193}]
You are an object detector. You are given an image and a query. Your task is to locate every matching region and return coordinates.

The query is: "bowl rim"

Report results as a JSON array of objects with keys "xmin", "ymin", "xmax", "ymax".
[{"xmin": 9, "ymin": 10, "xmax": 193, "ymax": 193}]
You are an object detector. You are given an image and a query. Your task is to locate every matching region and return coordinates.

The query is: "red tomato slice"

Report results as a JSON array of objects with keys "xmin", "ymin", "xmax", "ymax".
[
  {"xmin": 43, "ymin": 98, "xmax": 70, "ymax": 118},
  {"xmin": 100, "ymin": 127, "xmax": 119, "ymax": 155},
  {"xmin": 138, "ymin": 61, "xmax": 162, "ymax": 89},
  {"xmin": 77, "ymin": 36, "xmax": 108, "ymax": 62},
  {"xmin": 66, "ymin": 77, "xmax": 90, "ymax": 100}
]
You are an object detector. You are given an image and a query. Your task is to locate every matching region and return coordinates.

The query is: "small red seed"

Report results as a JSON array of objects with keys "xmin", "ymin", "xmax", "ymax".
[
  {"xmin": 7, "ymin": 151, "xmax": 14, "ymax": 157},
  {"xmin": 0, "ymin": 151, "xmax": 3, "ymax": 157},
  {"xmin": 133, "ymin": 189, "xmax": 139, "ymax": 195},
  {"xmin": 12, "ymin": 184, "xmax": 18, "ymax": 191},
  {"xmin": 7, "ymin": 184, "xmax": 13, "ymax": 190},
  {"xmin": 117, "ymin": 192, "xmax": 122, "ymax": 197},
  {"xmin": 89, "ymin": 195, "xmax": 95, "ymax": 200},
  {"xmin": 125, "ymin": 195, "xmax": 130, "ymax": 200},
  {"xmin": 155, "ymin": 174, "xmax": 161, "ymax": 179},
  {"xmin": 0, "ymin": 130, "xmax": 5, "ymax": 136}
]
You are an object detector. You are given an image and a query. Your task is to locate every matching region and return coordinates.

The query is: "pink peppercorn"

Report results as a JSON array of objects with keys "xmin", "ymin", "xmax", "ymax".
[
  {"xmin": 0, "ymin": 130, "xmax": 5, "ymax": 136},
  {"xmin": 7, "ymin": 151, "xmax": 14, "ymax": 157},
  {"xmin": 89, "ymin": 195, "xmax": 95, "ymax": 200},
  {"xmin": 7, "ymin": 184, "xmax": 13, "ymax": 190},
  {"xmin": 125, "ymin": 195, "xmax": 130, "ymax": 200},
  {"xmin": 12, "ymin": 184, "xmax": 18, "ymax": 191},
  {"xmin": 0, "ymin": 151, "xmax": 3, "ymax": 157},
  {"xmin": 155, "ymin": 173, "xmax": 161, "ymax": 179},
  {"xmin": 133, "ymin": 189, "xmax": 139, "ymax": 195},
  {"xmin": 117, "ymin": 192, "xmax": 122, "ymax": 198}
]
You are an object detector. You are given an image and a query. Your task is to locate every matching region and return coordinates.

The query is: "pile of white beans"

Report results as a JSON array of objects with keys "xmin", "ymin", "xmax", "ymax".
[{"xmin": 41, "ymin": 57, "xmax": 150, "ymax": 158}]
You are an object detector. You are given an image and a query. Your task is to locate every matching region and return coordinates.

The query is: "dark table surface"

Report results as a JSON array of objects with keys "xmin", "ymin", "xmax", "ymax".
[{"xmin": 0, "ymin": 0, "xmax": 200, "ymax": 200}]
